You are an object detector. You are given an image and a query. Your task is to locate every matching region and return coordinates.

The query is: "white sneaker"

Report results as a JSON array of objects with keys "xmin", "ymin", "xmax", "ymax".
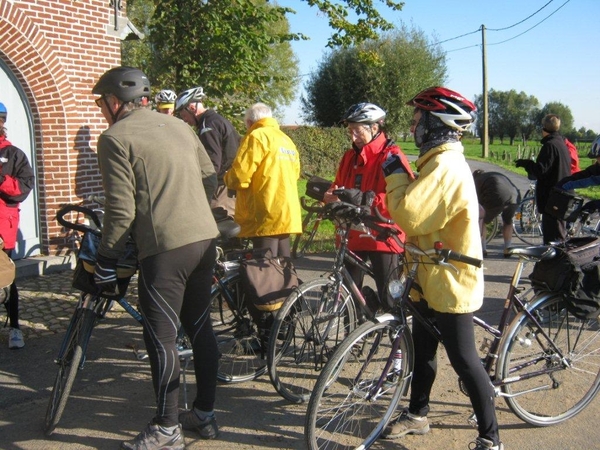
[{"xmin": 9, "ymin": 328, "xmax": 24, "ymax": 349}]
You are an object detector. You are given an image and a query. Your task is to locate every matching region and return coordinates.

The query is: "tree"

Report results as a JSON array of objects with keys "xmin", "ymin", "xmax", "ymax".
[{"xmin": 301, "ymin": 26, "xmax": 447, "ymax": 137}]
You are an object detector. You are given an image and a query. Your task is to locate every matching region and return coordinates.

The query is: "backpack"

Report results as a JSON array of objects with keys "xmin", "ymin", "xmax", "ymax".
[{"xmin": 530, "ymin": 236, "xmax": 600, "ymax": 319}]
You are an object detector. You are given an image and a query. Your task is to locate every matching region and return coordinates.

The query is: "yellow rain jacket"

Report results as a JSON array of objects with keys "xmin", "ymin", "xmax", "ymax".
[
  {"xmin": 224, "ymin": 117, "xmax": 302, "ymax": 238},
  {"xmin": 385, "ymin": 142, "xmax": 484, "ymax": 314}
]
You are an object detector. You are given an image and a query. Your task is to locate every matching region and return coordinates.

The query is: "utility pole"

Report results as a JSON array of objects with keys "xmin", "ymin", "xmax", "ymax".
[{"xmin": 481, "ymin": 24, "xmax": 489, "ymax": 158}]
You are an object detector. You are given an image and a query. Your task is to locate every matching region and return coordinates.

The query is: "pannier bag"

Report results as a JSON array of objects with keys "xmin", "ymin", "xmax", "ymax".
[
  {"xmin": 306, "ymin": 175, "xmax": 332, "ymax": 202},
  {"xmin": 72, "ymin": 231, "xmax": 138, "ymax": 297},
  {"xmin": 530, "ymin": 236, "xmax": 600, "ymax": 319},
  {"xmin": 239, "ymin": 248, "xmax": 299, "ymax": 314},
  {"xmin": 544, "ymin": 187, "xmax": 584, "ymax": 222}
]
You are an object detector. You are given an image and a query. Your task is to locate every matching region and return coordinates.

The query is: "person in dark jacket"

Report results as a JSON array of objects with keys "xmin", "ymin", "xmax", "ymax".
[
  {"xmin": 175, "ymin": 87, "xmax": 241, "ymax": 218},
  {"xmin": 516, "ymin": 114, "xmax": 571, "ymax": 243},
  {"xmin": 0, "ymin": 102, "xmax": 35, "ymax": 350},
  {"xmin": 93, "ymin": 67, "xmax": 220, "ymax": 450}
]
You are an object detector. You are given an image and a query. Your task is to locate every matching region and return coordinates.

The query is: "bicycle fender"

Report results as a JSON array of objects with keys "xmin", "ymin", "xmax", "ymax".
[{"xmin": 374, "ymin": 313, "xmax": 398, "ymax": 323}]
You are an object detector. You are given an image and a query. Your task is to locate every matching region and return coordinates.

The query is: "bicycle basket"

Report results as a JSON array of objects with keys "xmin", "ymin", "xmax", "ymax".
[
  {"xmin": 306, "ymin": 175, "xmax": 332, "ymax": 202},
  {"xmin": 72, "ymin": 231, "xmax": 137, "ymax": 296}
]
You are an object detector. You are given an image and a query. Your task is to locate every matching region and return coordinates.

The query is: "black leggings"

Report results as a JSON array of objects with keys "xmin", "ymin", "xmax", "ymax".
[
  {"xmin": 409, "ymin": 301, "xmax": 500, "ymax": 445},
  {"xmin": 345, "ymin": 251, "xmax": 399, "ymax": 309},
  {"xmin": 138, "ymin": 240, "xmax": 218, "ymax": 427},
  {"xmin": 252, "ymin": 235, "xmax": 291, "ymax": 259}
]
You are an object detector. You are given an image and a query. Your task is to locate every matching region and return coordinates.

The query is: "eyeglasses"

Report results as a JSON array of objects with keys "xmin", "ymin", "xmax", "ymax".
[
  {"xmin": 347, "ymin": 125, "xmax": 371, "ymax": 137},
  {"xmin": 94, "ymin": 96, "xmax": 105, "ymax": 108}
]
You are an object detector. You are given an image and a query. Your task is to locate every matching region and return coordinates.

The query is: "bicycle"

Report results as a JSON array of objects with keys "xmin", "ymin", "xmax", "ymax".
[
  {"xmin": 268, "ymin": 198, "xmax": 403, "ymax": 404},
  {"xmin": 485, "ymin": 181, "xmax": 543, "ymax": 246},
  {"xmin": 305, "ymin": 219, "xmax": 600, "ymax": 449},
  {"xmin": 292, "ymin": 173, "xmax": 333, "ymax": 258},
  {"xmin": 45, "ymin": 205, "xmax": 254, "ymax": 435},
  {"xmin": 568, "ymin": 200, "xmax": 600, "ymax": 238}
]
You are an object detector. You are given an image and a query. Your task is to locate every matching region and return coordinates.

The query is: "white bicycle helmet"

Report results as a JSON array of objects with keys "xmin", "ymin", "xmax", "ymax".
[
  {"xmin": 340, "ymin": 103, "xmax": 386, "ymax": 125},
  {"xmin": 175, "ymin": 87, "xmax": 206, "ymax": 112},
  {"xmin": 154, "ymin": 89, "xmax": 177, "ymax": 105},
  {"xmin": 407, "ymin": 86, "xmax": 476, "ymax": 132},
  {"xmin": 588, "ymin": 135, "xmax": 600, "ymax": 158}
]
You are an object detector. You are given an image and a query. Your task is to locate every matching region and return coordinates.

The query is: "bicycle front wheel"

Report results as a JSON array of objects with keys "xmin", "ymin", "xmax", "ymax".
[
  {"xmin": 305, "ymin": 318, "xmax": 412, "ymax": 450},
  {"xmin": 513, "ymin": 196, "xmax": 543, "ymax": 245},
  {"xmin": 45, "ymin": 307, "xmax": 97, "ymax": 436},
  {"xmin": 211, "ymin": 272, "xmax": 268, "ymax": 383},
  {"xmin": 485, "ymin": 215, "xmax": 500, "ymax": 244},
  {"xmin": 497, "ymin": 294, "xmax": 600, "ymax": 426},
  {"xmin": 267, "ymin": 278, "xmax": 357, "ymax": 403},
  {"xmin": 292, "ymin": 210, "xmax": 321, "ymax": 258}
]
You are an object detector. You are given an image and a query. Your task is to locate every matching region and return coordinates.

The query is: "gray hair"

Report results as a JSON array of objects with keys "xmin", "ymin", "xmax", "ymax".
[{"xmin": 245, "ymin": 102, "xmax": 272, "ymax": 125}]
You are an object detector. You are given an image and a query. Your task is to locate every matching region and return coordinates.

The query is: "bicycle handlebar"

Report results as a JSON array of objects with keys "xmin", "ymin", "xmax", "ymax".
[
  {"xmin": 56, "ymin": 204, "xmax": 102, "ymax": 236},
  {"xmin": 437, "ymin": 249, "xmax": 483, "ymax": 268}
]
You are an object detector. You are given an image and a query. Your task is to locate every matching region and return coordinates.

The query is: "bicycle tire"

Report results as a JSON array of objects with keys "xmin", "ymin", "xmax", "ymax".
[
  {"xmin": 485, "ymin": 215, "xmax": 500, "ymax": 244},
  {"xmin": 292, "ymin": 210, "xmax": 321, "ymax": 258},
  {"xmin": 513, "ymin": 196, "xmax": 543, "ymax": 246},
  {"xmin": 305, "ymin": 318, "xmax": 412, "ymax": 450},
  {"xmin": 211, "ymin": 272, "xmax": 268, "ymax": 383},
  {"xmin": 497, "ymin": 294, "xmax": 600, "ymax": 426},
  {"xmin": 267, "ymin": 278, "xmax": 357, "ymax": 403},
  {"xmin": 44, "ymin": 307, "xmax": 96, "ymax": 435}
]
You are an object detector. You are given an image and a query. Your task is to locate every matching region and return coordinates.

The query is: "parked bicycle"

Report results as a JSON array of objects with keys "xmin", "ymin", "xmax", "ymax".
[
  {"xmin": 305, "ymin": 217, "xmax": 600, "ymax": 449},
  {"xmin": 486, "ymin": 181, "xmax": 543, "ymax": 246},
  {"xmin": 268, "ymin": 197, "xmax": 400, "ymax": 403},
  {"xmin": 292, "ymin": 174, "xmax": 333, "ymax": 258},
  {"xmin": 45, "ymin": 204, "xmax": 255, "ymax": 435}
]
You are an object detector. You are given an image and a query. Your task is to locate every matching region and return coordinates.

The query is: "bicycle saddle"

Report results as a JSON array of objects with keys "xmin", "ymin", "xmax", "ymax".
[{"xmin": 506, "ymin": 246, "xmax": 556, "ymax": 261}]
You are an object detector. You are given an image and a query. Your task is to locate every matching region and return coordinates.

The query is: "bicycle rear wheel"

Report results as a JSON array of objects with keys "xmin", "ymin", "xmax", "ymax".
[
  {"xmin": 513, "ymin": 196, "xmax": 543, "ymax": 245},
  {"xmin": 267, "ymin": 278, "xmax": 357, "ymax": 403},
  {"xmin": 292, "ymin": 210, "xmax": 321, "ymax": 258},
  {"xmin": 305, "ymin": 318, "xmax": 412, "ymax": 450},
  {"xmin": 45, "ymin": 306, "xmax": 97, "ymax": 435},
  {"xmin": 211, "ymin": 272, "xmax": 268, "ymax": 383},
  {"xmin": 497, "ymin": 294, "xmax": 600, "ymax": 426}
]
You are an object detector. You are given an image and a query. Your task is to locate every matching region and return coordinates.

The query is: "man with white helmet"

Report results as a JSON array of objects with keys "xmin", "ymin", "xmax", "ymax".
[
  {"xmin": 175, "ymin": 87, "xmax": 240, "ymax": 218},
  {"xmin": 154, "ymin": 89, "xmax": 177, "ymax": 115},
  {"xmin": 383, "ymin": 87, "xmax": 503, "ymax": 450}
]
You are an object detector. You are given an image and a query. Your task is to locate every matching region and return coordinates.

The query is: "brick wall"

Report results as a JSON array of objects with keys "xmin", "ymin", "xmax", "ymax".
[{"xmin": 0, "ymin": 0, "xmax": 124, "ymax": 254}]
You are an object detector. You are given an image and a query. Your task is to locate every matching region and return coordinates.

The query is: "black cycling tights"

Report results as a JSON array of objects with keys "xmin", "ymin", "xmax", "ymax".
[
  {"xmin": 409, "ymin": 302, "xmax": 500, "ymax": 445},
  {"xmin": 138, "ymin": 239, "xmax": 218, "ymax": 427}
]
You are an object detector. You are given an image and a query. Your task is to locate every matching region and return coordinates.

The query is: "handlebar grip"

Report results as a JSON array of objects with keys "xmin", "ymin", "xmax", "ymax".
[
  {"xmin": 444, "ymin": 250, "xmax": 483, "ymax": 268},
  {"xmin": 300, "ymin": 196, "xmax": 326, "ymax": 214}
]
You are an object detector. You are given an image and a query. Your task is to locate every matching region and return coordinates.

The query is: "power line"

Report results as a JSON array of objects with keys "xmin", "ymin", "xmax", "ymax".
[
  {"xmin": 487, "ymin": 0, "xmax": 555, "ymax": 31},
  {"xmin": 488, "ymin": 0, "xmax": 571, "ymax": 46}
]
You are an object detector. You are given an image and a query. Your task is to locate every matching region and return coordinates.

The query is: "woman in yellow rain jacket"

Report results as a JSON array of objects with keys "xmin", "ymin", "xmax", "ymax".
[
  {"xmin": 224, "ymin": 102, "xmax": 302, "ymax": 257},
  {"xmin": 382, "ymin": 87, "xmax": 503, "ymax": 450}
]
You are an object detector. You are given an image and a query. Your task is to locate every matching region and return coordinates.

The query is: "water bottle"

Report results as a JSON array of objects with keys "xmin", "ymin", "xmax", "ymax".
[{"xmin": 392, "ymin": 349, "xmax": 403, "ymax": 373}]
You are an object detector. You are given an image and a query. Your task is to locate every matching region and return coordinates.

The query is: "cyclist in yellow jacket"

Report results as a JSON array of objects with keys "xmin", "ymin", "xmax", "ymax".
[{"xmin": 224, "ymin": 102, "xmax": 302, "ymax": 257}]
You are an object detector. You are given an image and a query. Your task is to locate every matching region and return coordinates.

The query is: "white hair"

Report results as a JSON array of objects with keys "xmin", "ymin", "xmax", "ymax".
[{"xmin": 245, "ymin": 102, "xmax": 272, "ymax": 125}]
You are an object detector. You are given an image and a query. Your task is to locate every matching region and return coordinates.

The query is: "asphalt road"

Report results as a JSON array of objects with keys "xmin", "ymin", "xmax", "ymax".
[{"xmin": 0, "ymin": 160, "xmax": 598, "ymax": 450}]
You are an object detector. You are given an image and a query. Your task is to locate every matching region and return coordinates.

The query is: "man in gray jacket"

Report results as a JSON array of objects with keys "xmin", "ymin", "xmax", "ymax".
[{"xmin": 92, "ymin": 66, "xmax": 220, "ymax": 450}]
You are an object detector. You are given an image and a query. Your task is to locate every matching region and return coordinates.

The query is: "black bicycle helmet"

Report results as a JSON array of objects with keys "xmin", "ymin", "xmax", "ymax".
[
  {"xmin": 340, "ymin": 103, "xmax": 386, "ymax": 125},
  {"xmin": 92, "ymin": 66, "xmax": 151, "ymax": 103}
]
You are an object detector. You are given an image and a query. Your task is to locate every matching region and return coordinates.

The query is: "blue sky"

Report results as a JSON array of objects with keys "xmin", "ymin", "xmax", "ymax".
[{"xmin": 279, "ymin": 0, "xmax": 599, "ymax": 133}]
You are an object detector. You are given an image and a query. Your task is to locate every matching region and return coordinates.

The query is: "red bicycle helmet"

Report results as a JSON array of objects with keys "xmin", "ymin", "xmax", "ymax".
[{"xmin": 407, "ymin": 87, "xmax": 476, "ymax": 131}]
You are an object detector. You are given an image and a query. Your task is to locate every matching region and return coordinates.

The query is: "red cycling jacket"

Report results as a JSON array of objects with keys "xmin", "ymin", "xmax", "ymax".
[
  {"xmin": 333, "ymin": 132, "xmax": 413, "ymax": 253},
  {"xmin": 0, "ymin": 135, "xmax": 35, "ymax": 250},
  {"xmin": 565, "ymin": 138, "xmax": 581, "ymax": 174}
]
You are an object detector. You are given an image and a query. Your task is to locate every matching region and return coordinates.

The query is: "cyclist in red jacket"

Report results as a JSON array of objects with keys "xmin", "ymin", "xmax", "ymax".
[
  {"xmin": 0, "ymin": 102, "xmax": 35, "ymax": 349},
  {"xmin": 324, "ymin": 103, "xmax": 413, "ymax": 313}
]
